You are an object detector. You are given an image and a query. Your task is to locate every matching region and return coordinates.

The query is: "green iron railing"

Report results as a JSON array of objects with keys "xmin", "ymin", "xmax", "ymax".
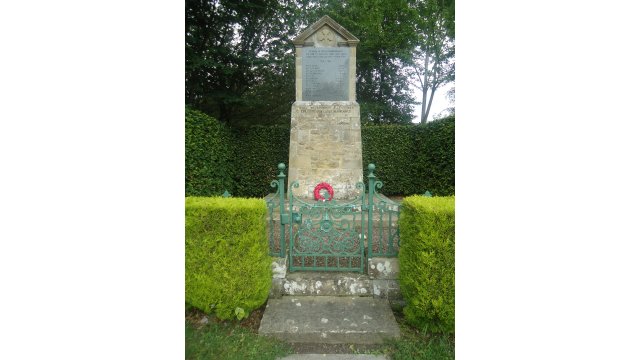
[
  {"xmin": 288, "ymin": 180, "xmax": 366, "ymax": 272},
  {"xmin": 267, "ymin": 163, "xmax": 402, "ymax": 272},
  {"xmin": 266, "ymin": 163, "xmax": 287, "ymax": 257},
  {"xmin": 366, "ymin": 163, "xmax": 401, "ymax": 258}
]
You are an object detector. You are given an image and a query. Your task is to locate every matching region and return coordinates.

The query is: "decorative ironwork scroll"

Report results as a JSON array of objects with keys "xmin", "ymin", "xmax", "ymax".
[{"xmin": 267, "ymin": 163, "xmax": 402, "ymax": 273}]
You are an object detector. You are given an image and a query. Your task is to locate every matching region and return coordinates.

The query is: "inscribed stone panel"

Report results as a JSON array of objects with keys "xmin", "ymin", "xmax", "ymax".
[{"xmin": 301, "ymin": 47, "xmax": 349, "ymax": 101}]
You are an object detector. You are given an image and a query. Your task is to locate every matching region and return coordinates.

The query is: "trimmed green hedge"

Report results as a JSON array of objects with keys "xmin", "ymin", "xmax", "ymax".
[
  {"xmin": 411, "ymin": 117, "xmax": 455, "ymax": 196},
  {"xmin": 185, "ymin": 197, "xmax": 271, "ymax": 320},
  {"xmin": 361, "ymin": 125, "xmax": 416, "ymax": 194},
  {"xmin": 362, "ymin": 116, "xmax": 455, "ymax": 196},
  {"xmin": 185, "ymin": 105, "xmax": 454, "ymax": 197},
  {"xmin": 233, "ymin": 125, "xmax": 290, "ymax": 198},
  {"xmin": 185, "ymin": 108, "xmax": 235, "ymax": 196},
  {"xmin": 398, "ymin": 196, "xmax": 455, "ymax": 333}
]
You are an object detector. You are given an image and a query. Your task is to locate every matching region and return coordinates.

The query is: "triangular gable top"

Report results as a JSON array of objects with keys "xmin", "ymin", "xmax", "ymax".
[{"xmin": 293, "ymin": 15, "xmax": 359, "ymax": 46}]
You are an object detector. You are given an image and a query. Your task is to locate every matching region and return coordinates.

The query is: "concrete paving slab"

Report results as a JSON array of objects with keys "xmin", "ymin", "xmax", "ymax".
[
  {"xmin": 278, "ymin": 355, "xmax": 388, "ymax": 360},
  {"xmin": 259, "ymin": 296, "xmax": 400, "ymax": 344}
]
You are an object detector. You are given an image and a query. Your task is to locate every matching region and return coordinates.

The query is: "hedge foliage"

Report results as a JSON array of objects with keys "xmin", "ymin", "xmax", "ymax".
[
  {"xmin": 398, "ymin": 196, "xmax": 455, "ymax": 333},
  {"xmin": 233, "ymin": 125, "xmax": 290, "ymax": 198},
  {"xmin": 411, "ymin": 117, "xmax": 455, "ymax": 196},
  {"xmin": 361, "ymin": 125, "xmax": 419, "ymax": 195},
  {"xmin": 362, "ymin": 116, "xmax": 455, "ymax": 196},
  {"xmin": 184, "ymin": 107, "xmax": 454, "ymax": 197},
  {"xmin": 185, "ymin": 197, "xmax": 271, "ymax": 320},
  {"xmin": 185, "ymin": 108, "xmax": 235, "ymax": 196}
]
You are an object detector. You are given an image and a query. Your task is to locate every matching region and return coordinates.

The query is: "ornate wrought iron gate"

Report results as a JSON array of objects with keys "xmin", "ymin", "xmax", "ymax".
[
  {"xmin": 266, "ymin": 163, "xmax": 401, "ymax": 273},
  {"xmin": 288, "ymin": 181, "xmax": 366, "ymax": 272}
]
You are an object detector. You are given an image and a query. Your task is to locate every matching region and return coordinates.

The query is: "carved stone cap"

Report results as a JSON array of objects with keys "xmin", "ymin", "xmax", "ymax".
[{"xmin": 293, "ymin": 15, "xmax": 360, "ymax": 46}]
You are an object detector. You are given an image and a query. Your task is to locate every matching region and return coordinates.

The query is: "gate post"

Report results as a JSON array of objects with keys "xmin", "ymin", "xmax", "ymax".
[
  {"xmin": 277, "ymin": 163, "xmax": 287, "ymax": 257},
  {"xmin": 367, "ymin": 163, "xmax": 376, "ymax": 260}
]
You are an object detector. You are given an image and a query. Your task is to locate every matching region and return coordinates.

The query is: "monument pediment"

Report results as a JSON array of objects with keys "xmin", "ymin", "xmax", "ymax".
[{"xmin": 293, "ymin": 15, "xmax": 359, "ymax": 47}]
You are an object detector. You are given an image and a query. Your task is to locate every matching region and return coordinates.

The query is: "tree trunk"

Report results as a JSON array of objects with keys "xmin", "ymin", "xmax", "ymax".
[
  {"xmin": 420, "ymin": 51, "xmax": 429, "ymax": 124},
  {"xmin": 379, "ymin": 52, "xmax": 385, "ymax": 123},
  {"xmin": 423, "ymin": 86, "xmax": 436, "ymax": 123}
]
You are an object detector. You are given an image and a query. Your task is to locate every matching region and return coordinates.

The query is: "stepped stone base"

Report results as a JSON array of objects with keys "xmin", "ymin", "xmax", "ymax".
[
  {"xmin": 259, "ymin": 296, "xmax": 400, "ymax": 344},
  {"xmin": 283, "ymin": 272, "xmax": 371, "ymax": 297},
  {"xmin": 269, "ymin": 257, "xmax": 403, "ymax": 303}
]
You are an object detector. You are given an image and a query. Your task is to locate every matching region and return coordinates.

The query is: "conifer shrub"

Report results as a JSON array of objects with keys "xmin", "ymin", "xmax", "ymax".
[
  {"xmin": 398, "ymin": 196, "xmax": 455, "ymax": 333},
  {"xmin": 185, "ymin": 197, "xmax": 271, "ymax": 320}
]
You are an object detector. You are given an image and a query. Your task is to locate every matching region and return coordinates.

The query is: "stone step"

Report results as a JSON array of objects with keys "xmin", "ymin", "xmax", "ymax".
[
  {"xmin": 258, "ymin": 296, "xmax": 401, "ymax": 344},
  {"xmin": 279, "ymin": 271, "xmax": 400, "ymax": 300},
  {"xmin": 270, "ymin": 260, "xmax": 402, "ymax": 300},
  {"xmin": 283, "ymin": 272, "xmax": 371, "ymax": 297}
]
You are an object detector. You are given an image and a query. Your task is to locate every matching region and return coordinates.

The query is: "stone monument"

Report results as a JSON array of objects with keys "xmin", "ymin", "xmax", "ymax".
[{"xmin": 288, "ymin": 15, "xmax": 363, "ymax": 200}]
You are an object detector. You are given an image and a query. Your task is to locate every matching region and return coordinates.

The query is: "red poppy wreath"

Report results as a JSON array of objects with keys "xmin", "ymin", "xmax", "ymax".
[{"xmin": 313, "ymin": 182, "xmax": 334, "ymax": 201}]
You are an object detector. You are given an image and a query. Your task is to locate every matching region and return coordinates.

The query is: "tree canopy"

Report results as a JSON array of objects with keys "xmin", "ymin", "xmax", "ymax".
[
  {"xmin": 413, "ymin": 0, "xmax": 455, "ymax": 122},
  {"xmin": 185, "ymin": 0, "xmax": 455, "ymax": 125}
]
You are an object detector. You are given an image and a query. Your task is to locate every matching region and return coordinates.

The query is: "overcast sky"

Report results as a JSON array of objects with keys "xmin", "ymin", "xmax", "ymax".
[{"xmin": 411, "ymin": 81, "xmax": 454, "ymax": 123}]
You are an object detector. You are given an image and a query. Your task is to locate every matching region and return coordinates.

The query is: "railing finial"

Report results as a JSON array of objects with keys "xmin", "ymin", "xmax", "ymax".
[{"xmin": 367, "ymin": 163, "xmax": 375, "ymax": 178}]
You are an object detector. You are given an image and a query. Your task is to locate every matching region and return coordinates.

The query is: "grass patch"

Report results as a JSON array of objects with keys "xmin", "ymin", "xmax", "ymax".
[
  {"xmin": 355, "ymin": 331, "xmax": 454, "ymax": 360},
  {"xmin": 185, "ymin": 321, "xmax": 292, "ymax": 360},
  {"xmin": 378, "ymin": 307, "xmax": 455, "ymax": 360},
  {"xmin": 388, "ymin": 333, "xmax": 455, "ymax": 360},
  {"xmin": 185, "ymin": 299, "xmax": 453, "ymax": 360}
]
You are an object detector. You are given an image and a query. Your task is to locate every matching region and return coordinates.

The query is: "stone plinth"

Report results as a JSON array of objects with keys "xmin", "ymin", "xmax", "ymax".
[{"xmin": 288, "ymin": 101, "xmax": 363, "ymax": 200}]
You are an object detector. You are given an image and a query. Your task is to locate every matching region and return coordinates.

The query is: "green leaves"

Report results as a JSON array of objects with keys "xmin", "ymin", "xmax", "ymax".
[
  {"xmin": 185, "ymin": 197, "xmax": 271, "ymax": 320},
  {"xmin": 186, "ymin": 109, "xmax": 453, "ymax": 198},
  {"xmin": 185, "ymin": 108, "xmax": 235, "ymax": 196},
  {"xmin": 233, "ymin": 125, "xmax": 290, "ymax": 198},
  {"xmin": 322, "ymin": 0, "xmax": 420, "ymax": 124},
  {"xmin": 362, "ymin": 116, "xmax": 455, "ymax": 196},
  {"xmin": 398, "ymin": 195, "xmax": 455, "ymax": 333},
  {"xmin": 186, "ymin": 0, "xmax": 453, "ymax": 124},
  {"xmin": 185, "ymin": 0, "xmax": 300, "ymax": 124},
  {"xmin": 234, "ymin": 307, "xmax": 246, "ymax": 320}
]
